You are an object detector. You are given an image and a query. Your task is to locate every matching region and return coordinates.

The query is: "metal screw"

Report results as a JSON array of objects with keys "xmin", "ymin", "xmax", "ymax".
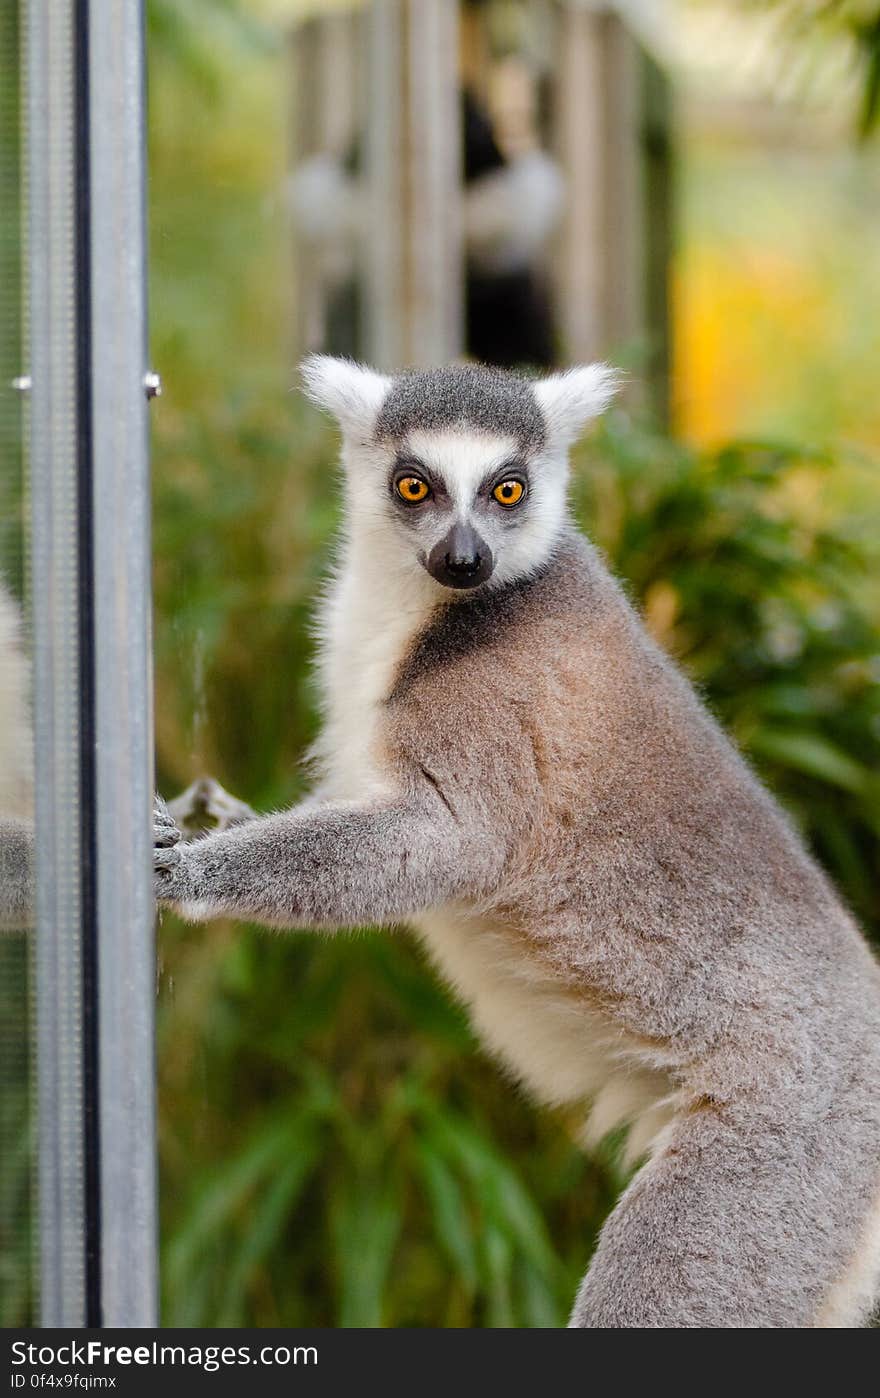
[{"xmin": 144, "ymin": 371, "xmax": 162, "ymax": 400}]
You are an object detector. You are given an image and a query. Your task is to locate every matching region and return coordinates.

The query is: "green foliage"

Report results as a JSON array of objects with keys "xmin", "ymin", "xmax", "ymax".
[
  {"xmin": 148, "ymin": 0, "xmax": 275, "ymax": 96},
  {"xmin": 157, "ymin": 906, "xmax": 618, "ymax": 1326},
  {"xmin": 154, "ymin": 394, "xmax": 880, "ymax": 1327},
  {"xmin": 740, "ymin": 1, "xmax": 880, "ymax": 135}
]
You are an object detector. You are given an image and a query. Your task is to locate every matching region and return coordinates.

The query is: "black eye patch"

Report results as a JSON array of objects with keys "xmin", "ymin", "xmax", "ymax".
[
  {"xmin": 389, "ymin": 455, "xmax": 449, "ymax": 503},
  {"xmin": 477, "ymin": 461, "xmax": 530, "ymax": 501}
]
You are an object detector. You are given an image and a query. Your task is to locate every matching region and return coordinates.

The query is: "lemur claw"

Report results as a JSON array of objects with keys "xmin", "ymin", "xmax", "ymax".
[
  {"xmin": 154, "ymin": 844, "xmax": 182, "ymax": 872},
  {"xmin": 153, "ymin": 795, "xmax": 179, "ymax": 832},
  {"xmin": 153, "ymin": 780, "xmax": 254, "ymax": 908},
  {"xmin": 153, "ymin": 797, "xmax": 187, "ymax": 900}
]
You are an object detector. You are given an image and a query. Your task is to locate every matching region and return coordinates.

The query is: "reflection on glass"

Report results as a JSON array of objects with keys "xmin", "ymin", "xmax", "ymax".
[
  {"xmin": 0, "ymin": 0, "xmax": 34, "ymax": 1327},
  {"xmin": 0, "ymin": 582, "xmax": 33, "ymax": 931}
]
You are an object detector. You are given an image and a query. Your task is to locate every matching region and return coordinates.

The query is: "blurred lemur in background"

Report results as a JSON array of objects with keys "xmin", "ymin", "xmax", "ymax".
[
  {"xmin": 155, "ymin": 356, "xmax": 880, "ymax": 1327},
  {"xmin": 288, "ymin": 91, "xmax": 563, "ymax": 369}
]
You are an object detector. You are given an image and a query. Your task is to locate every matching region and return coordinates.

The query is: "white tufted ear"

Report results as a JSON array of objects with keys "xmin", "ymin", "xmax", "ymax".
[
  {"xmin": 534, "ymin": 364, "xmax": 621, "ymax": 448},
  {"xmin": 301, "ymin": 355, "xmax": 392, "ymax": 438}
]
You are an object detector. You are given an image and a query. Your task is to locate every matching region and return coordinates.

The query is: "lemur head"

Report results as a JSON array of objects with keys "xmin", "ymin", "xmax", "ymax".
[{"xmin": 302, "ymin": 356, "xmax": 618, "ymax": 591}]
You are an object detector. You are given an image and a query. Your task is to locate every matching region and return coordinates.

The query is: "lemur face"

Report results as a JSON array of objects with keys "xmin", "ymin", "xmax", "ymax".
[
  {"xmin": 302, "ymin": 356, "xmax": 619, "ymax": 591},
  {"xmin": 385, "ymin": 426, "xmax": 545, "ymax": 590}
]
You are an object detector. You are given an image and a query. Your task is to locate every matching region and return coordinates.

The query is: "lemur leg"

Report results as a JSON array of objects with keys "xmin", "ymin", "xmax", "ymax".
[
  {"xmin": 153, "ymin": 784, "xmax": 503, "ymax": 929},
  {"xmin": 570, "ymin": 1100, "xmax": 866, "ymax": 1328},
  {"xmin": 0, "ymin": 817, "xmax": 34, "ymax": 931}
]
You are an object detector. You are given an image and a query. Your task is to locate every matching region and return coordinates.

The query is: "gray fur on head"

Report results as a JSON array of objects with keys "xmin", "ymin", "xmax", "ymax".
[
  {"xmin": 301, "ymin": 354, "xmax": 620, "ymax": 449},
  {"xmin": 375, "ymin": 363, "xmax": 546, "ymax": 451}
]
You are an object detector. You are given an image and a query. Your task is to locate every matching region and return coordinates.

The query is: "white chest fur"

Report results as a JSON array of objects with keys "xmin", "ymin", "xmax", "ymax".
[
  {"xmin": 312, "ymin": 539, "xmax": 438, "ymax": 800},
  {"xmin": 413, "ymin": 906, "xmax": 676, "ymax": 1162}
]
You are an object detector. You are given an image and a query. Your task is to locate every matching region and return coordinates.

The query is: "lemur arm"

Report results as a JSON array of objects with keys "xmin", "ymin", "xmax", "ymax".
[
  {"xmin": 0, "ymin": 817, "xmax": 34, "ymax": 931},
  {"xmin": 154, "ymin": 781, "xmax": 506, "ymax": 929},
  {"xmin": 0, "ymin": 776, "xmax": 255, "ymax": 931}
]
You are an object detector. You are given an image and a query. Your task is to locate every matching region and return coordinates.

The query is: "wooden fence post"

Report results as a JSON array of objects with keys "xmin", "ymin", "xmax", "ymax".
[
  {"xmin": 364, "ymin": 0, "xmax": 464, "ymax": 368},
  {"xmin": 553, "ymin": 0, "xmax": 672, "ymax": 419}
]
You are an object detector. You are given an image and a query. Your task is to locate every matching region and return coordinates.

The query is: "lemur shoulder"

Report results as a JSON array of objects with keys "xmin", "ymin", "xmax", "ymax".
[{"xmin": 155, "ymin": 357, "xmax": 880, "ymax": 1328}]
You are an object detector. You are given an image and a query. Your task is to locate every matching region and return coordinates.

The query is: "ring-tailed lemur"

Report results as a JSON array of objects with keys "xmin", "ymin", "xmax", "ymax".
[{"xmin": 155, "ymin": 356, "xmax": 880, "ymax": 1328}]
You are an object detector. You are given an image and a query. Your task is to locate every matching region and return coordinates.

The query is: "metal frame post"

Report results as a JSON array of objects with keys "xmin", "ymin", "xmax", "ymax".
[
  {"xmin": 87, "ymin": 0, "xmax": 156, "ymax": 1328},
  {"xmin": 29, "ymin": 0, "xmax": 156, "ymax": 1328}
]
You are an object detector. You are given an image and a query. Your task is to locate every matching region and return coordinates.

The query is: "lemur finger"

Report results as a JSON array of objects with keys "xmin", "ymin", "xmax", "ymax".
[
  {"xmin": 154, "ymin": 823, "xmax": 181, "ymax": 848},
  {"xmin": 154, "ymin": 796, "xmax": 177, "ymax": 827},
  {"xmin": 154, "ymin": 844, "xmax": 182, "ymax": 873},
  {"xmin": 195, "ymin": 776, "xmax": 256, "ymax": 827},
  {"xmin": 154, "ymin": 795, "xmax": 184, "ymax": 853}
]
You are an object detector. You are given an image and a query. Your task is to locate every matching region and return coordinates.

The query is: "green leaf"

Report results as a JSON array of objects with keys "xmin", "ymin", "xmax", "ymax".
[
  {"xmin": 482, "ymin": 1228, "xmax": 514, "ymax": 1328},
  {"xmin": 217, "ymin": 1120, "xmax": 323, "ymax": 1324},
  {"xmin": 748, "ymin": 728, "xmax": 869, "ymax": 794},
  {"xmin": 415, "ymin": 1141, "xmax": 479, "ymax": 1295},
  {"xmin": 418, "ymin": 1102, "xmax": 562, "ymax": 1280},
  {"xmin": 517, "ymin": 1259, "xmax": 565, "ymax": 1329},
  {"xmin": 331, "ymin": 1167, "xmax": 402, "ymax": 1327},
  {"xmin": 166, "ymin": 1113, "xmax": 314, "ymax": 1289}
]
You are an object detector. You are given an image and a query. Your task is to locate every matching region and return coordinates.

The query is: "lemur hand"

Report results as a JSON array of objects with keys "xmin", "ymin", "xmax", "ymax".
[{"xmin": 153, "ymin": 796, "xmax": 193, "ymax": 904}]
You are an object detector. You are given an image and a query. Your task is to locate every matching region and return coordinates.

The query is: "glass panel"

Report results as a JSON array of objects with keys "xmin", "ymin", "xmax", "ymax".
[
  {"xmin": 0, "ymin": 0, "xmax": 35, "ymax": 1327},
  {"xmin": 3, "ymin": 0, "xmax": 155, "ymax": 1328}
]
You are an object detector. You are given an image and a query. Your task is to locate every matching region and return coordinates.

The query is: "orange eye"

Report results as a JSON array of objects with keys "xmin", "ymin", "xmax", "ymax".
[
  {"xmin": 492, "ymin": 479, "xmax": 524, "ymax": 507},
  {"xmin": 396, "ymin": 476, "xmax": 430, "ymax": 503}
]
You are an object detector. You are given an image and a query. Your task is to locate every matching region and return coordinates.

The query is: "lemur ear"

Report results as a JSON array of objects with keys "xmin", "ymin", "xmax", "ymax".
[
  {"xmin": 301, "ymin": 355, "xmax": 392, "ymax": 438},
  {"xmin": 534, "ymin": 364, "xmax": 621, "ymax": 448}
]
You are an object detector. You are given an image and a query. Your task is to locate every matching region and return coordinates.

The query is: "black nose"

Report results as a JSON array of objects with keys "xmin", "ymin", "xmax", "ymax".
[
  {"xmin": 425, "ymin": 522, "xmax": 494, "ymax": 590},
  {"xmin": 445, "ymin": 548, "xmax": 482, "ymax": 578}
]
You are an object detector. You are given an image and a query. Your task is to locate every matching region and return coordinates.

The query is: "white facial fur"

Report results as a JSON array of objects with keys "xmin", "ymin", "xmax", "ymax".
[
  {"xmin": 400, "ymin": 426, "xmax": 569, "ymax": 587},
  {"xmin": 301, "ymin": 355, "xmax": 619, "ymax": 595}
]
